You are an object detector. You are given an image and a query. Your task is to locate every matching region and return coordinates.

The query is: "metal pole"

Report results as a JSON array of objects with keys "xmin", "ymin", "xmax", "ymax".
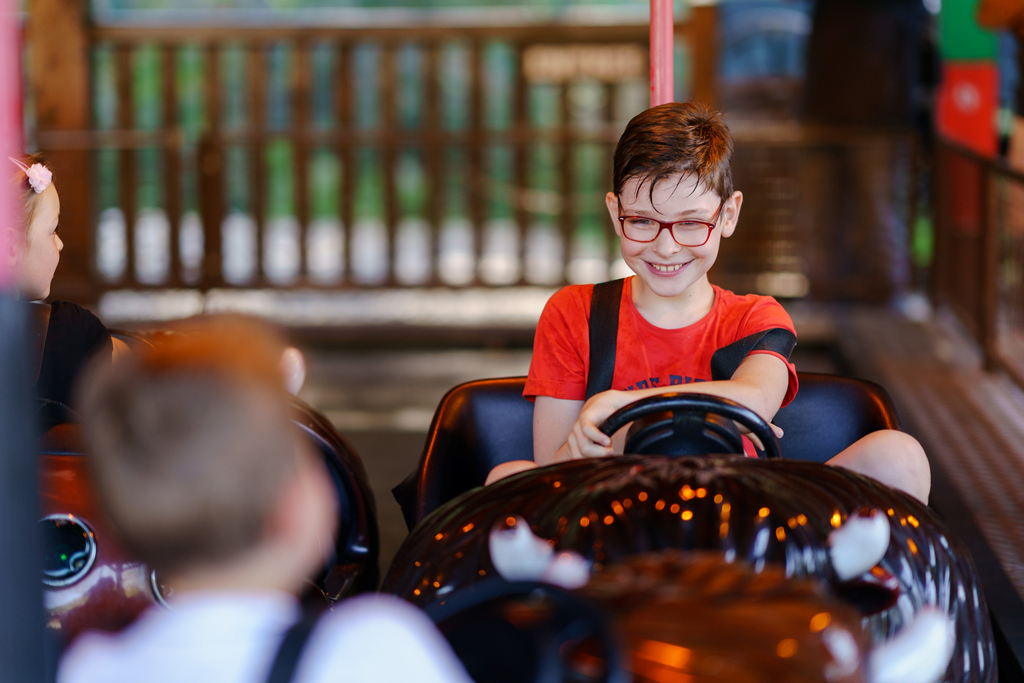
[
  {"xmin": 0, "ymin": 0, "xmax": 45, "ymax": 680},
  {"xmin": 650, "ymin": 0, "xmax": 674, "ymax": 107}
]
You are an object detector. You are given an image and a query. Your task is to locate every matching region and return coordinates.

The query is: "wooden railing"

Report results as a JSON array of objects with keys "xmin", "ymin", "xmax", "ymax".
[
  {"xmin": 27, "ymin": 7, "xmax": 720, "ymax": 300},
  {"xmin": 933, "ymin": 138, "xmax": 1024, "ymax": 384},
  {"xmin": 26, "ymin": 4, "xmax": 921, "ymax": 313}
]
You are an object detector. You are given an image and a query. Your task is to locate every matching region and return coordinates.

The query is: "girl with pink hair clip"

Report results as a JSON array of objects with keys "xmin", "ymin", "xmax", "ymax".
[{"xmin": 7, "ymin": 153, "xmax": 127, "ymax": 412}]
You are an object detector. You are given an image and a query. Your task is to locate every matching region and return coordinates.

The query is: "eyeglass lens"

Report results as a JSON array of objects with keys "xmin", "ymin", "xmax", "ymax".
[{"xmin": 622, "ymin": 218, "xmax": 711, "ymax": 246}]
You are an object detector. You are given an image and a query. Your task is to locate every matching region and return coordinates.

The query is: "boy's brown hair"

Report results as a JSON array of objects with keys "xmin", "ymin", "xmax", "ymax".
[
  {"xmin": 77, "ymin": 315, "xmax": 301, "ymax": 576},
  {"xmin": 612, "ymin": 101, "xmax": 734, "ymax": 203}
]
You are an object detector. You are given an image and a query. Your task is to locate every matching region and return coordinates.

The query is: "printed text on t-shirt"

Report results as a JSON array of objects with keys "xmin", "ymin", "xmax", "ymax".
[{"xmin": 625, "ymin": 376, "xmax": 709, "ymax": 391}]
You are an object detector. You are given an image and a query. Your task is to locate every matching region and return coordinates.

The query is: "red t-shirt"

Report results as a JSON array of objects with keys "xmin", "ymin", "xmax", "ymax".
[{"xmin": 525, "ymin": 279, "xmax": 799, "ymax": 407}]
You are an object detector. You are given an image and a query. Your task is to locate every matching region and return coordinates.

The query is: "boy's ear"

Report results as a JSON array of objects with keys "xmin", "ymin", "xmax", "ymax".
[
  {"xmin": 266, "ymin": 451, "xmax": 339, "ymax": 573},
  {"xmin": 605, "ymin": 192, "xmax": 623, "ymax": 237},
  {"xmin": 721, "ymin": 191, "xmax": 743, "ymax": 239}
]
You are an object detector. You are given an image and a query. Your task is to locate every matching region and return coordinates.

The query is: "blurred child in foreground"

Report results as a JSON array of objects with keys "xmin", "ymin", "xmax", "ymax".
[{"xmin": 58, "ymin": 316, "xmax": 470, "ymax": 683}]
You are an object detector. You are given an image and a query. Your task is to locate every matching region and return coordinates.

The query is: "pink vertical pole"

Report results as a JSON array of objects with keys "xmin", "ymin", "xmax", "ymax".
[
  {"xmin": 0, "ymin": 0, "xmax": 21, "ymax": 289},
  {"xmin": 650, "ymin": 0, "xmax": 674, "ymax": 107}
]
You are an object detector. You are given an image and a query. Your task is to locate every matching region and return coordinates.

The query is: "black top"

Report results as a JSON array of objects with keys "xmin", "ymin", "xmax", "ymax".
[{"xmin": 34, "ymin": 300, "xmax": 112, "ymax": 409}]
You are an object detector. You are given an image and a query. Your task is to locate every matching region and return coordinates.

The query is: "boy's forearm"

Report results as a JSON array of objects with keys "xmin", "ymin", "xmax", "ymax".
[
  {"xmin": 623, "ymin": 353, "xmax": 790, "ymax": 423},
  {"xmin": 614, "ymin": 379, "xmax": 781, "ymax": 423},
  {"xmin": 543, "ymin": 442, "xmax": 572, "ymax": 466}
]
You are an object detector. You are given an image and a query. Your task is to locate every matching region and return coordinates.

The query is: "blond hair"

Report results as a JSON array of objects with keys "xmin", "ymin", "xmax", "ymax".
[{"xmin": 77, "ymin": 315, "xmax": 300, "ymax": 576}]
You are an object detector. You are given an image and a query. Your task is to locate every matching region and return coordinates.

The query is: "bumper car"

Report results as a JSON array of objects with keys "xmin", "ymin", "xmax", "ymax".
[
  {"xmin": 386, "ymin": 374, "xmax": 995, "ymax": 682},
  {"xmin": 37, "ymin": 394, "xmax": 379, "ymax": 648}
]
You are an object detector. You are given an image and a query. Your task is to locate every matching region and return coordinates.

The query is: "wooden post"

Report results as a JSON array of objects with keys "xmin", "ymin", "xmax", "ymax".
[
  {"xmin": 247, "ymin": 44, "xmax": 266, "ymax": 285},
  {"xmin": 293, "ymin": 41, "xmax": 311, "ymax": 283},
  {"xmin": 559, "ymin": 81, "xmax": 574, "ymax": 284},
  {"xmin": 199, "ymin": 44, "xmax": 224, "ymax": 287},
  {"xmin": 468, "ymin": 40, "xmax": 484, "ymax": 285},
  {"xmin": 28, "ymin": 0, "xmax": 94, "ymax": 302},
  {"xmin": 689, "ymin": 5, "xmax": 719, "ymax": 107},
  {"xmin": 116, "ymin": 44, "xmax": 137, "ymax": 286},
  {"xmin": 424, "ymin": 43, "xmax": 441, "ymax": 286},
  {"xmin": 980, "ymin": 165, "xmax": 1000, "ymax": 371},
  {"xmin": 335, "ymin": 43, "xmax": 354, "ymax": 285},
  {"xmin": 162, "ymin": 45, "xmax": 182, "ymax": 287},
  {"xmin": 513, "ymin": 41, "xmax": 529, "ymax": 285},
  {"xmin": 929, "ymin": 143, "xmax": 947, "ymax": 306},
  {"xmin": 381, "ymin": 44, "xmax": 398, "ymax": 286}
]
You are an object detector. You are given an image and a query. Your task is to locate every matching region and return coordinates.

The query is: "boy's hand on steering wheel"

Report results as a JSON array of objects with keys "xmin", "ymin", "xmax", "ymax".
[
  {"xmin": 567, "ymin": 390, "xmax": 634, "ymax": 459},
  {"xmin": 737, "ymin": 421, "xmax": 784, "ymax": 452}
]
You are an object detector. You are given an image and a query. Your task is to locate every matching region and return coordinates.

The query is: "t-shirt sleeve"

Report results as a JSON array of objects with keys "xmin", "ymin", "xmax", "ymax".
[
  {"xmin": 710, "ymin": 296, "xmax": 799, "ymax": 407},
  {"xmin": 524, "ymin": 287, "xmax": 590, "ymax": 402}
]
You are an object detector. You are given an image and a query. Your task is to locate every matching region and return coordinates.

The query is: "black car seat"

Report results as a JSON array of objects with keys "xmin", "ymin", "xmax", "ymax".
[{"xmin": 393, "ymin": 372, "xmax": 900, "ymax": 530}]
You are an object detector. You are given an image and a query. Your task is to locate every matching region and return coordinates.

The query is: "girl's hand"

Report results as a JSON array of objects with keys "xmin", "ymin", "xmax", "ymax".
[{"xmin": 566, "ymin": 390, "xmax": 635, "ymax": 459}]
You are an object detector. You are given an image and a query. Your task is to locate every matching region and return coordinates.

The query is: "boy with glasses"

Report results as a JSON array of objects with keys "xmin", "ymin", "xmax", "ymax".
[{"xmin": 512, "ymin": 102, "xmax": 930, "ymax": 504}]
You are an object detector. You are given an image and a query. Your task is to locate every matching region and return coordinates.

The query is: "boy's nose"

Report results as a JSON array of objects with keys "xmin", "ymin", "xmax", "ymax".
[
  {"xmin": 652, "ymin": 228, "xmax": 682, "ymax": 255},
  {"xmin": 56, "ymin": 234, "xmax": 63, "ymax": 252}
]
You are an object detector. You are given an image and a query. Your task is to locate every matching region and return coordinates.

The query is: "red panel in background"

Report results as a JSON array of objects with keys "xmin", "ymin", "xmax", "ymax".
[
  {"xmin": 0, "ymin": 0, "xmax": 21, "ymax": 288},
  {"xmin": 937, "ymin": 61, "xmax": 999, "ymax": 157}
]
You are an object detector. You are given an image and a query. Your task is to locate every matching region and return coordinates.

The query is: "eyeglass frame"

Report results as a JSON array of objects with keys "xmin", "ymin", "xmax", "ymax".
[{"xmin": 616, "ymin": 197, "xmax": 728, "ymax": 247}]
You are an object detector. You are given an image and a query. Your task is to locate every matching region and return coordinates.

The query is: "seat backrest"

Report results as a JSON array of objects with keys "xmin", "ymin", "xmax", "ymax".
[
  {"xmin": 773, "ymin": 372, "xmax": 900, "ymax": 463},
  {"xmin": 394, "ymin": 377, "xmax": 534, "ymax": 530},
  {"xmin": 393, "ymin": 373, "xmax": 900, "ymax": 530}
]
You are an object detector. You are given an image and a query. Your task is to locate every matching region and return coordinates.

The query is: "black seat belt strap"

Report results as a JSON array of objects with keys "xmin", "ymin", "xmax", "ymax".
[
  {"xmin": 585, "ymin": 278, "xmax": 624, "ymax": 400},
  {"xmin": 265, "ymin": 607, "xmax": 328, "ymax": 683}
]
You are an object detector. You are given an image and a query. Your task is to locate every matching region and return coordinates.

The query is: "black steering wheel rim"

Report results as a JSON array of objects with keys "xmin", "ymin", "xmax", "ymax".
[{"xmin": 598, "ymin": 392, "xmax": 782, "ymax": 459}]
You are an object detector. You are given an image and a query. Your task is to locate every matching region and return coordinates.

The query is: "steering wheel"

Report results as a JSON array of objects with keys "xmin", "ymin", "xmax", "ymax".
[
  {"xmin": 34, "ymin": 398, "xmax": 81, "ymax": 434},
  {"xmin": 426, "ymin": 579, "xmax": 629, "ymax": 683},
  {"xmin": 598, "ymin": 392, "xmax": 782, "ymax": 459}
]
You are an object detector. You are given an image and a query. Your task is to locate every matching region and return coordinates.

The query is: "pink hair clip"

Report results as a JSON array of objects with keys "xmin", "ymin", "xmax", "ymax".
[{"xmin": 9, "ymin": 156, "xmax": 52, "ymax": 194}]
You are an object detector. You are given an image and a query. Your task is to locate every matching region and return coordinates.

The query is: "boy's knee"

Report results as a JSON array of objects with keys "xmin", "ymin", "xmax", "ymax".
[
  {"xmin": 829, "ymin": 429, "xmax": 931, "ymax": 504},
  {"xmin": 878, "ymin": 429, "xmax": 930, "ymax": 482}
]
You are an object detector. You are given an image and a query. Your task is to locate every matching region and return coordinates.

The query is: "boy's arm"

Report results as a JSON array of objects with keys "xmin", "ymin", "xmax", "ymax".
[
  {"xmin": 540, "ymin": 353, "xmax": 790, "ymax": 461},
  {"xmin": 534, "ymin": 396, "xmax": 585, "ymax": 466}
]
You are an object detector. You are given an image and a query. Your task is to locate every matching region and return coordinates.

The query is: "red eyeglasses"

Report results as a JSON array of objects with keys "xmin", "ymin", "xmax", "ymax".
[{"xmin": 617, "ymin": 198, "xmax": 726, "ymax": 247}]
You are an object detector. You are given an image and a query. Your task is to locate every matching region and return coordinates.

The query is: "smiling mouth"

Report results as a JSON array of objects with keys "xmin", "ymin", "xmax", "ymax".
[{"xmin": 648, "ymin": 262, "xmax": 687, "ymax": 274}]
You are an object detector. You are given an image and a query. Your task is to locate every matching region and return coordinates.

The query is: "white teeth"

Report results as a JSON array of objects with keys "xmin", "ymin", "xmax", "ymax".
[{"xmin": 652, "ymin": 263, "xmax": 683, "ymax": 272}]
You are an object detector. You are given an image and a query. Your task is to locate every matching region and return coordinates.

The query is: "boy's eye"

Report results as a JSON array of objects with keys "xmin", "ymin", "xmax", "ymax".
[
  {"xmin": 626, "ymin": 218, "xmax": 656, "ymax": 228},
  {"xmin": 676, "ymin": 221, "xmax": 704, "ymax": 229}
]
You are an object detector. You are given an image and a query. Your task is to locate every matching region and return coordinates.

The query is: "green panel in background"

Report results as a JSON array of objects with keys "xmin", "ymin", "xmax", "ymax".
[{"xmin": 941, "ymin": 0, "xmax": 997, "ymax": 60}]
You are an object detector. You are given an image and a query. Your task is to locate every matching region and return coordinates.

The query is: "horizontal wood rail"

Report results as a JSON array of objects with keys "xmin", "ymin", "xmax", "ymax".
[
  {"xmin": 32, "ymin": 12, "xmax": 725, "ymax": 296},
  {"xmin": 28, "ymin": 5, "xmax": 917, "ymax": 313}
]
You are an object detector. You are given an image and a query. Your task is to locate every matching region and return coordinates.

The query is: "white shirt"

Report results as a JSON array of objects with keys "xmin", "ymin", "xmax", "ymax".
[{"xmin": 58, "ymin": 592, "xmax": 472, "ymax": 683}]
